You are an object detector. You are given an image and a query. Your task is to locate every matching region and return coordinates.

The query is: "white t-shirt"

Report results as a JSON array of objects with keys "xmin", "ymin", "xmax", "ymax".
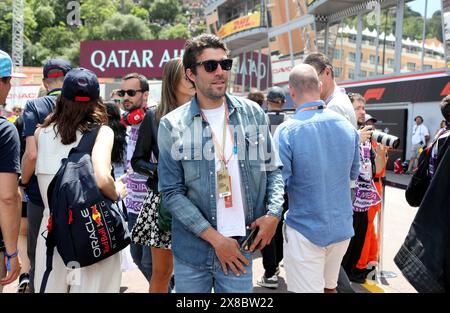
[
  {"xmin": 412, "ymin": 123, "xmax": 429, "ymax": 145},
  {"xmin": 201, "ymin": 104, "xmax": 246, "ymax": 237}
]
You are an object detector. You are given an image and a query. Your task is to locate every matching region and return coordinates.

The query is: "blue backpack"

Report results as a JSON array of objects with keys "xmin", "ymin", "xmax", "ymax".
[{"xmin": 40, "ymin": 127, "xmax": 130, "ymax": 293}]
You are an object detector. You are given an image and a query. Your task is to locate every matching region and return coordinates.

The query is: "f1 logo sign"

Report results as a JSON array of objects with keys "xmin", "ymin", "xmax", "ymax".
[
  {"xmin": 364, "ymin": 88, "xmax": 385, "ymax": 102},
  {"xmin": 441, "ymin": 82, "xmax": 450, "ymax": 96}
]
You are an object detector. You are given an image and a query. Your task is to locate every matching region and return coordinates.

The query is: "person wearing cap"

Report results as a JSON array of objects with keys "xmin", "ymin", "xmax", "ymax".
[
  {"xmin": 365, "ymin": 114, "xmax": 377, "ymax": 126},
  {"xmin": 0, "ymin": 49, "xmax": 23, "ymax": 292},
  {"xmin": 353, "ymin": 113, "xmax": 388, "ymax": 280},
  {"xmin": 256, "ymin": 86, "xmax": 288, "ymax": 289},
  {"xmin": 19, "ymin": 59, "xmax": 71, "ymax": 292},
  {"xmin": 33, "ymin": 68, "xmax": 125, "ymax": 293},
  {"xmin": 304, "ymin": 53, "xmax": 357, "ymax": 129}
]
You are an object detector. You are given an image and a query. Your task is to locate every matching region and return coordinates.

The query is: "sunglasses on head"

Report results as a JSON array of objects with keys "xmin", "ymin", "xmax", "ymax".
[
  {"xmin": 195, "ymin": 59, "xmax": 233, "ymax": 73},
  {"xmin": 117, "ymin": 89, "xmax": 143, "ymax": 97}
]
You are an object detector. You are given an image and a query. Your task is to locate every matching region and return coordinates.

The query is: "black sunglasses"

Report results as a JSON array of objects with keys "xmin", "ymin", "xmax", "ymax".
[
  {"xmin": 117, "ymin": 89, "xmax": 143, "ymax": 97},
  {"xmin": 195, "ymin": 59, "xmax": 233, "ymax": 73}
]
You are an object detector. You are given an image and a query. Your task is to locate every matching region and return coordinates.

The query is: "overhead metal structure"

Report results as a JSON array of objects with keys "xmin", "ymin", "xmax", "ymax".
[{"xmin": 11, "ymin": 0, "xmax": 24, "ymax": 109}]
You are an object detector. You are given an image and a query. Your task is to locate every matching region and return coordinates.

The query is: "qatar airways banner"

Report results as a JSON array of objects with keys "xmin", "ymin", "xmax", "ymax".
[{"xmin": 80, "ymin": 40, "xmax": 186, "ymax": 78}]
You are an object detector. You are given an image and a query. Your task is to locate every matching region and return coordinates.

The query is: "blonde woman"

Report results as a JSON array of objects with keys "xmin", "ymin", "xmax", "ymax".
[{"xmin": 131, "ymin": 58, "xmax": 195, "ymax": 292}]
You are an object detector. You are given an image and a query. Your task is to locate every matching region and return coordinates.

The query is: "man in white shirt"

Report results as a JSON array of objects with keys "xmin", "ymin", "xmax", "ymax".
[
  {"xmin": 407, "ymin": 115, "xmax": 430, "ymax": 173},
  {"xmin": 304, "ymin": 53, "xmax": 357, "ymax": 128}
]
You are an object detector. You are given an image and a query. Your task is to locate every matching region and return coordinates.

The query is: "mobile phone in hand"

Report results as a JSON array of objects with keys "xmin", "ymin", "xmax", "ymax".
[{"xmin": 240, "ymin": 227, "xmax": 258, "ymax": 252}]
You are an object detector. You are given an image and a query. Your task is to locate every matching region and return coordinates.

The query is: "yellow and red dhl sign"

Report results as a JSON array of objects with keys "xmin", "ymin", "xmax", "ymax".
[{"xmin": 217, "ymin": 12, "xmax": 261, "ymax": 39}]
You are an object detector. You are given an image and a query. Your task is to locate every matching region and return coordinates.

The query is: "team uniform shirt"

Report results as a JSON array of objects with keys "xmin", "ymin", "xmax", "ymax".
[
  {"xmin": 201, "ymin": 104, "xmax": 246, "ymax": 237},
  {"xmin": 22, "ymin": 90, "xmax": 60, "ymax": 206},
  {"xmin": 353, "ymin": 140, "xmax": 381, "ymax": 212},
  {"xmin": 125, "ymin": 124, "xmax": 148, "ymax": 215}
]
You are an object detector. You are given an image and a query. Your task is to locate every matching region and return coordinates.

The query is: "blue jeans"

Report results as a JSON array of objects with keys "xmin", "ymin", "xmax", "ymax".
[
  {"xmin": 173, "ymin": 253, "xmax": 253, "ymax": 293},
  {"xmin": 128, "ymin": 212, "xmax": 152, "ymax": 281}
]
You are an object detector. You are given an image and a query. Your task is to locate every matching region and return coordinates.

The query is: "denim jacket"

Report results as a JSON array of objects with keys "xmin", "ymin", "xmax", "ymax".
[{"xmin": 158, "ymin": 94, "xmax": 284, "ymax": 269}]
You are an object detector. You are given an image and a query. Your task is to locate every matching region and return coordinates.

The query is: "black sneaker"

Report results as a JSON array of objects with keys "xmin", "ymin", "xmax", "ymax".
[
  {"xmin": 17, "ymin": 273, "xmax": 30, "ymax": 293},
  {"xmin": 348, "ymin": 269, "xmax": 366, "ymax": 284},
  {"xmin": 257, "ymin": 275, "xmax": 279, "ymax": 289}
]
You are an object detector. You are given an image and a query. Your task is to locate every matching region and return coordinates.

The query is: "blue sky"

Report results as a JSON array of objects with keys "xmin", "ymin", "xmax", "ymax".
[{"xmin": 408, "ymin": 0, "xmax": 442, "ymax": 17}]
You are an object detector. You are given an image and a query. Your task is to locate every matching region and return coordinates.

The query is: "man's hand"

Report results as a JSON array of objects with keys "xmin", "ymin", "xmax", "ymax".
[
  {"xmin": 249, "ymin": 215, "xmax": 279, "ymax": 252},
  {"xmin": 201, "ymin": 227, "xmax": 250, "ymax": 277},
  {"xmin": 0, "ymin": 255, "xmax": 21, "ymax": 286},
  {"xmin": 214, "ymin": 236, "xmax": 250, "ymax": 277},
  {"xmin": 358, "ymin": 125, "xmax": 373, "ymax": 144}
]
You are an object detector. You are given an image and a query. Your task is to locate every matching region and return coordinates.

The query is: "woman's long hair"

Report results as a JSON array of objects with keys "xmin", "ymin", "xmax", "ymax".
[
  {"xmin": 42, "ymin": 95, "xmax": 107, "ymax": 145},
  {"xmin": 156, "ymin": 57, "xmax": 186, "ymax": 124},
  {"xmin": 105, "ymin": 100, "xmax": 127, "ymax": 164}
]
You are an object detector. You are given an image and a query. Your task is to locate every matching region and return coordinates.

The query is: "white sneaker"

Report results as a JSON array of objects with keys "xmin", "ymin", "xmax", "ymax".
[{"xmin": 256, "ymin": 275, "xmax": 279, "ymax": 289}]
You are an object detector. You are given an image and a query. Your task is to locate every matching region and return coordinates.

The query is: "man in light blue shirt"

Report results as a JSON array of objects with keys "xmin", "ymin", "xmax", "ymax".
[{"xmin": 275, "ymin": 64, "xmax": 360, "ymax": 293}]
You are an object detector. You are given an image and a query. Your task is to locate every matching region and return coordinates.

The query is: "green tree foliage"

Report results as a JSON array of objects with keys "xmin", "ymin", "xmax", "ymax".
[
  {"xmin": 101, "ymin": 13, "xmax": 153, "ymax": 40},
  {"xmin": 149, "ymin": 0, "xmax": 180, "ymax": 24},
  {"xmin": 160, "ymin": 23, "xmax": 190, "ymax": 39},
  {"xmin": 1, "ymin": 1, "xmax": 203, "ymax": 66}
]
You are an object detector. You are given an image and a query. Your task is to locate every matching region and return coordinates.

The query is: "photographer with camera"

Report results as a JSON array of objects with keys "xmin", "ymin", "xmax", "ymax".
[
  {"xmin": 342, "ymin": 93, "xmax": 387, "ymax": 283},
  {"xmin": 407, "ymin": 115, "xmax": 429, "ymax": 174}
]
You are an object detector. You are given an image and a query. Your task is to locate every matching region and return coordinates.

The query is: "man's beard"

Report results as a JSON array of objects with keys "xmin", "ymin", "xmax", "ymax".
[{"xmin": 124, "ymin": 101, "xmax": 141, "ymax": 111}]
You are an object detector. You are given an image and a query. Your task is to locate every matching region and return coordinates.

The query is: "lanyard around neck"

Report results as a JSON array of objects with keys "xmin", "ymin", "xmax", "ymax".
[
  {"xmin": 200, "ymin": 105, "xmax": 235, "ymax": 167},
  {"xmin": 300, "ymin": 104, "xmax": 326, "ymax": 112}
]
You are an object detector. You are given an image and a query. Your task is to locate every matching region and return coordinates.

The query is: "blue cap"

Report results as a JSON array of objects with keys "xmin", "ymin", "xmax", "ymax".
[
  {"xmin": 43, "ymin": 59, "xmax": 72, "ymax": 78},
  {"xmin": 0, "ymin": 50, "xmax": 26, "ymax": 78},
  {"xmin": 267, "ymin": 86, "xmax": 286, "ymax": 102},
  {"xmin": 62, "ymin": 68, "xmax": 100, "ymax": 102}
]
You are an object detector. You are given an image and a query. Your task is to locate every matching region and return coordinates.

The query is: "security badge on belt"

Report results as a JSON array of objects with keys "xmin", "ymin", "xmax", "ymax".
[{"xmin": 217, "ymin": 162, "xmax": 233, "ymax": 208}]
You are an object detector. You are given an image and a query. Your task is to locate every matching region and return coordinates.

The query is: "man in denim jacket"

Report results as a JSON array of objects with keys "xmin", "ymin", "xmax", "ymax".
[{"xmin": 158, "ymin": 34, "xmax": 284, "ymax": 293}]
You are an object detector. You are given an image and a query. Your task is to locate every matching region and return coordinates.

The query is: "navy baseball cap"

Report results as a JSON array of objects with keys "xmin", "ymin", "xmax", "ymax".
[
  {"xmin": 0, "ymin": 50, "xmax": 26, "ymax": 78},
  {"xmin": 62, "ymin": 68, "xmax": 100, "ymax": 102},
  {"xmin": 43, "ymin": 59, "xmax": 72, "ymax": 78},
  {"xmin": 267, "ymin": 87, "xmax": 286, "ymax": 102}
]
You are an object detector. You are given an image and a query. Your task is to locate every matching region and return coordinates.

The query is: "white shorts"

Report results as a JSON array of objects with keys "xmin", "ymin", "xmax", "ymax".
[{"xmin": 283, "ymin": 224, "xmax": 350, "ymax": 293}]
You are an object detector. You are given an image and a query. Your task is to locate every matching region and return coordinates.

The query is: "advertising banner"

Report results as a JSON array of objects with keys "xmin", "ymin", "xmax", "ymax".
[
  {"xmin": 80, "ymin": 40, "xmax": 186, "ymax": 78},
  {"xmin": 234, "ymin": 52, "xmax": 272, "ymax": 90},
  {"xmin": 217, "ymin": 12, "xmax": 261, "ymax": 39}
]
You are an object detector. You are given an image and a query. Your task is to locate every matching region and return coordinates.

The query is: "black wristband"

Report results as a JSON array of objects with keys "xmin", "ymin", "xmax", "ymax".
[{"xmin": 18, "ymin": 177, "xmax": 28, "ymax": 188}]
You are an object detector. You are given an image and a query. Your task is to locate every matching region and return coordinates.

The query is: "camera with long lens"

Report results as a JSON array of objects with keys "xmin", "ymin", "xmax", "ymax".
[{"xmin": 371, "ymin": 130, "xmax": 400, "ymax": 149}]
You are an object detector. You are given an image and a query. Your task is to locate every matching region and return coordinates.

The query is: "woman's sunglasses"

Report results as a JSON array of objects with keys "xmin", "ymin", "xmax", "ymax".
[
  {"xmin": 117, "ymin": 89, "xmax": 143, "ymax": 97},
  {"xmin": 195, "ymin": 59, "xmax": 233, "ymax": 73}
]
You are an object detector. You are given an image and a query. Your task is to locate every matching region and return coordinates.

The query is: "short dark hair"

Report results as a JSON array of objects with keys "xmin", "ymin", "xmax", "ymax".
[
  {"xmin": 304, "ymin": 53, "xmax": 334, "ymax": 78},
  {"xmin": 1, "ymin": 76, "xmax": 11, "ymax": 84},
  {"xmin": 183, "ymin": 34, "xmax": 229, "ymax": 75},
  {"xmin": 348, "ymin": 92, "xmax": 365, "ymax": 104},
  {"xmin": 247, "ymin": 92, "xmax": 265, "ymax": 106},
  {"xmin": 415, "ymin": 115, "xmax": 424, "ymax": 123},
  {"xmin": 441, "ymin": 95, "xmax": 450, "ymax": 122},
  {"xmin": 122, "ymin": 73, "xmax": 149, "ymax": 92}
]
